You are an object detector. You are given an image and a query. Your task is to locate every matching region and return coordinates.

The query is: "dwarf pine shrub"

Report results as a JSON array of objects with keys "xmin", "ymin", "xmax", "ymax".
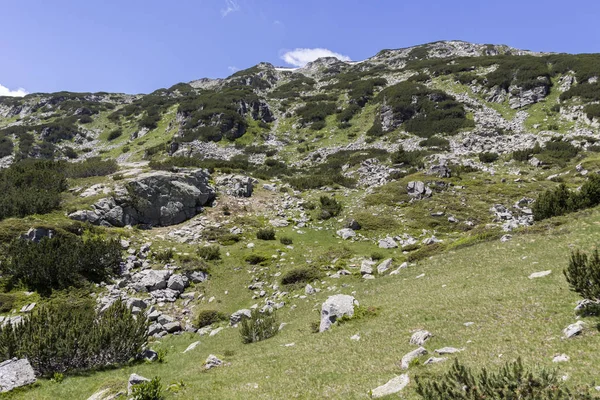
[
  {"xmin": 564, "ymin": 249, "xmax": 600, "ymax": 302},
  {"xmin": 0, "ymin": 299, "xmax": 147, "ymax": 376},
  {"xmin": 239, "ymin": 309, "xmax": 278, "ymax": 344},
  {"xmin": 132, "ymin": 377, "xmax": 164, "ymax": 400},
  {"xmin": 415, "ymin": 358, "xmax": 590, "ymax": 399},
  {"xmin": 256, "ymin": 228, "xmax": 276, "ymax": 240}
]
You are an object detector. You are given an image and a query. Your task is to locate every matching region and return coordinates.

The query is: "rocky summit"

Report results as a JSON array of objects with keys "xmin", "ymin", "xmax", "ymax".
[{"xmin": 1, "ymin": 40, "xmax": 600, "ymax": 399}]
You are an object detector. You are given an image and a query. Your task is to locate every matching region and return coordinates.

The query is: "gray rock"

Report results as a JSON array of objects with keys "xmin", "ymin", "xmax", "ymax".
[
  {"xmin": 435, "ymin": 347, "xmax": 464, "ymax": 355},
  {"xmin": 553, "ymin": 354, "xmax": 570, "ymax": 363},
  {"xmin": 163, "ymin": 321, "xmax": 182, "ymax": 333},
  {"xmin": 500, "ymin": 234, "xmax": 512, "ymax": 242},
  {"xmin": 370, "ymin": 374, "xmax": 410, "ymax": 398},
  {"xmin": 22, "ymin": 227, "xmax": 54, "ymax": 243},
  {"xmin": 128, "ymin": 373, "xmax": 150, "ymax": 394},
  {"xmin": 215, "ymin": 175, "xmax": 254, "ymax": 197},
  {"xmin": 230, "ymin": 309, "xmax": 252, "ymax": 325},
  {"xmin": 376, "ymin": 259, "xmax": 392, "ymax": 275},
  {"xmin": 563, "ymin": 321, "xmax": 585, "ymax": 338},
  {"xmin": 407, "ymin": 181, "xmax": 432, "ymax": 199},
  {"xmin": 424, "ymin": 357, "xmax": 447, "ymax": 365},
  {"xmin": 378, "ymin": 237, "xmax": 398, "ymax": 249},
  {"xmin": 148, "ymin": 323, "xmax": 164, "ymax": 336},
  {"xmin": 204, "ymin": 354, "xmax": 223, "ymax": 370},
  {"xmin": 0, "ymin": 358, "xmax": 36, "ymax": 393},
  {"xmin": 422, "ymin": 236, "xmax": 441, "ymax": 245},
  {"xmin": 183, "ymin": 341, "xmax": 200, "ymax": 353},
  {"xmin": 209, "ymin": 327, "xmax": 223, "ymax": 337},
  {"xmin": 319, "ymin": 294, "xmax": 358, "ymax": 332},
  {"xmin": 410, "ymin": 330, "xmax": 432, "ymax": 346},
  {"xmin": 337, "ymin": 228, "xmax": 356, "ymax": 240},
  {"xmin": 167, "ymin": 274, "xmax": 187, "ymax": 293},
  {"xmin": 69, "ymin": 169, "xmax": 216, "ymax": 227},
  {"xmin": 187, "ymin": 270, "xmax": 209, "ymax": 283},
  {"xmin": 361, "ymin": 260, "xmax": 375, "ymax": 275},
  {"xmin": 529, "ymin": 270, "xmax": 552, "ymax": 279},
  {"xmin": 400, "ymin": 347, "xmax": 427, "ymax": 369},
  {"xmin": 305, "ymin": 284, "xmax": 316, "ymax": 295},
  {"xmin": 140, "ymin": 349, "xmax": 157, "ymax": 362},
  {"xmin": 345, "ymin": 219, "xmax": 361, "ymax": 230}
]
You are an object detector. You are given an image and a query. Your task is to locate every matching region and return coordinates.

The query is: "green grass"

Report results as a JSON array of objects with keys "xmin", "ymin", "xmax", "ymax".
[{"xmin": 9, "ymin": 204, "xmax": 600, "ymax": 399}]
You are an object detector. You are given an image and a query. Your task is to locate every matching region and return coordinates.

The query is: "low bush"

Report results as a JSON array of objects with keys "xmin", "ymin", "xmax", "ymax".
[
  {"xmin": 2, "ymin": 232, "xmax": 122, "ymax": 296},
  {"xmin": 196, "ymin": 310, "xmax": 228, "ymax": 328},
  {"xmin": 132, "ymin": 377, "xmax": 164, "ymax": 400},
  {"xmin": 107, "ymin": 129, "xmax": 123, "ymax": 141},
  {"xmin": 279, "ymin": 236, "xmax": 293, "ymax": 245},
  {"xmin": 281, "ymin": 267, "xmax": 322, "ymax": 285},
  {"xmin": 256, "ymin": 228, "xmax": 276, "ymax": 240},
  {"xmin": 419, "ymin": 136, "xmax": 450, "ymax": 149},
  {"xmin": 239, "ymin": 309, "xmax": 278, "ymax": 344},
  {"xmin": 64, "ymin": 157, "xmax": 118, "ymax": 178},
  {"xmin": 0, "ymin": 160, "xmax": 67, "ymax": 220},
  {"xmin": 391, "ymin": 148, "xmax": 427, "ymax": 168},
  {"xmin": 415, "ymin": 358, "xmax": 591, "ymax": 399},
  {"xmin": 478, "ymin": 152, "xmax": 499, "ymax": 163},
  {"xmin": 245, "ymin": 254, "xmax": 269, "ymax": 265},
  {"xmin": 533, "ymin": 175, "xmax": 600, "ymax": 220},
  {"xmin": 0, "ymin": 293, "xmax": 15, "ymax": 313},
  {"xmin": 564, "ymin": 248, "xmax": 600, "ymax": 302},
  {"xmin": 152, "ymin": 248, "xmax": 174, "ymax": 263},
  {"xmin": 319, "ymin": 196, "xmax": 342, "ymax": 220},
  {"xmin": 197, "ymin": 245, "xmax": 221, "ymax": 261},
  {"xmin": 0, "ymin": 299, "xmax": 147, "ymax": 376}
]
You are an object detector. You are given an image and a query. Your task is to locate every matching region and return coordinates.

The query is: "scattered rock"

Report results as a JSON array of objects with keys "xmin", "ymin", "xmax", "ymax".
[
  {"xmin": 337, "ymin": 228, "xmax": 356, "ymax": 240},
  {"xmin": 529, "ymin": 270, "xmax": 551, "ymax": 279},
  {"xmin": 230, "ymin": 309, "xmax": 252, "ymax": 325},
  {"xmin": 360, "ymin": 260, "xmax": 375, "ymax": 275},
  {"xmin": 319, "ymin": 294, "xmax": 358, "ymax": 332},
  {"xmin": 345, "ymin": 219, "xmax": 361, "ymax": 230},
  {"xmin": 350, "ymin": 333, "xmax": 361, "ymax": 341},
  {"xmin": 563, "ymin": 321, "xmax": 585, "ymax": 338},
  {"xmin": 435, "ymin": 347, "xmax": 463, "ymax": 355},
  {"xmin": 128, "ymin": 373, "xmax": 150, "ymax": 394},
  {"xmin": 183, "ymin": 341, "xmax": 200, "ymax": 353},
  {"xmin": 400, "ymin": 346, "xmax": 427, "ymax": 369},
  {"xmin": 140, "ymin": 349, "xmax": 158, "ymax": 362},
  {"xmin": 424, "ymin": 357, "xmax": 447, "ymax": 365},
  {"xmin": 215, "ymin": 175, "xmax": 254, "ymax": 197},
  {"xmin": 500, "ymin": 234, "xmax": 512, "ymax": 242},
  {"xmin": 553, "ymin": 354, "xmax": 570, "ymax": 363},
  {"xmin": 370, "ymin": 374, "xmax": 409, "ymax": 398},
  {"xmin": 204, "ymin": 354, "xmax": 223, "ymax": 370},
  {"xmin": 407, "ymin": 181, "xmax": 432, "ymax": 199},
  {"xmin": 410, "ymin": 330, "xmax": 432, "ymax": 346},
  {"xmin": 0, "ymin": 358, "xmax": 36, "ymax": 393},
  {"xmin": 378, "ymin": 237, "xmax": 398, "ymax": 249},
  {"xmin": 376, "ymin": 259, "xmax": 392, "ymax": 275},
  {"xmin": 305, "ymin": 284, "xmax": 316, "ymax": 295}
]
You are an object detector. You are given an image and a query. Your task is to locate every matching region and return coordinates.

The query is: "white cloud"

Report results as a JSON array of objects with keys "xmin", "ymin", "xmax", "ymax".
[
  {"xmin": 280, "ymin": 48, "xmax": 351, "ymax": 67},
  {"xmin": 221, "ymin": 0, "xmax": 240, "ymax": 17},
  {"xmin": 0, "ymin": 83, "xmax": 28, "ymax": 97},
  {"xmin": 228, "ymin": 66, "xmax": 239, "ymax": 73}
]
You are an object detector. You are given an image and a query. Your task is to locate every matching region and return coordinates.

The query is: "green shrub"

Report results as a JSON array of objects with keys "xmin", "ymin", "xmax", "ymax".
[
  {"xmin": 564, "ymin": 249, "xmax": 600, "ymax": 302},
  {"xmin": 196, "ymin": 310, "xmax": 228, "ymax": 328},
  {"xmin": 256, "ymin": 228, "xmax": 276, "ymax": 240},
  {"xmin": 478, "ymin": 152, "xmax": 499, "ymax": 163},
  {"xmin": 239, "ymin": 309, "xmax": 278, "ymax": 344},
  {"xmin": 279, "ymin": 236, "xmax": 293, "ymax": 245},
  {"xmin": 132, "ymin": 377, "xmax": 164, "ymax": 400},
  {"xmin": 2, "ymin": 232, "xmax": 122, "ymax": 296},
  {"xmin": 64, "ymin": 157, "xmax": 118, "ymax": 178},
  {"xmin": 533, "ymin": 175, "xmax": 600, "ymax": 220},
  {"xmin": 280, "ymin": 267, "xmax": 322, "ymax": 285},
  {"xmin": 415, "ymin": 358, "xmax": 590, "ymax": 399},
  {"xmin": 419, "ymin": 136, "xmax": 450, "ymax": 149},
  {"xmin": 0, "ymin": 135, "xmax": 14, "ymax": 158},
  {"xmin": 391, "ymin": 148, "xmax": 427, "ymax": 168},
  {"xmin": 537, "ymin": 139, "xmax": 578, "ymax": 165},
  {"xmin": 0, "ymin": 293, "xmax": 15, "ymax": 313},
  {"xmin": 319, "ymin": 196, "xmax": 342, "ymax": 220},
  {"xmin": 0, "ymin": 160, "xmax": 67, "ymax": 220},
  {"xmin": 107, "ymin": 129, "xmax": 123, "ymax": 141},
  {"xmin": 245, "ymin": 254, "xmax": 269, "ymax": 265},
  {"xmin": 152, "ymin": 248, "xmax": 174, "ymax": 263},
  {"xmin": 0, "ymin": 299, "xmax": 147, "ymax": 376},
  {"xmin": 370, "ymin": 252, "xmax": 384, "ymax": 261},
  {"xmin": 197, "ymin": 245, "xmax": 221, "ymax": 261}
]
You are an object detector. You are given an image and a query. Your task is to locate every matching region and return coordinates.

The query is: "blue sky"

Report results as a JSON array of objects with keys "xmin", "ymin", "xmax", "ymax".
[{"xmin": 1, "ymin": 0, "xmax": 600, "ymax": 95}]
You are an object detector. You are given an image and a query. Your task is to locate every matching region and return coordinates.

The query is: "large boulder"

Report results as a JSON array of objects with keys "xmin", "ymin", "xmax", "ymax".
[
  {"xmin": 319, "ymin": 294, "xmax": 358, "ymax": 332},
  {"xmin": 0, "ymin": 358, "xmax": 36, "ymax": 393},
  {"xmin": 69, "ymin": 169, "xmax": 216, "ymax": 227}
]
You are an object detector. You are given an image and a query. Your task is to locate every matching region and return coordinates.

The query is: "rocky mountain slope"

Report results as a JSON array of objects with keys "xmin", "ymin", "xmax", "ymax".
[{"xmin": 1, "ymin": 40, "xmax": 600, "ymax": 399}]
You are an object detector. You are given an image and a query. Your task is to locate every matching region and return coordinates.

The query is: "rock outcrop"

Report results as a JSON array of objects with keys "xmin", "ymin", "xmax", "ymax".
[
  {"xmin": 69, "ymin": 169, "xmax": 215, "ymax": 227},
  {"xmin": 319, "ymin": 294, "xmax": 358, "ymax": 332}
]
